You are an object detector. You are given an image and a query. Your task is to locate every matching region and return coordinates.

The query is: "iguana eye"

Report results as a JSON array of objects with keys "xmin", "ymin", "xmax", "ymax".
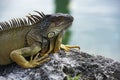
[{"xmin": 47, "ymin": 32, "xmax": 55, "ymax": 38}]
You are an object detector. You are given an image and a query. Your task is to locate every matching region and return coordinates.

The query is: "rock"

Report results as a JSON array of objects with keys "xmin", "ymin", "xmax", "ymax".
[{"xmin": 0, "ymin": 49, "xmax": 120, "ymax": 80}]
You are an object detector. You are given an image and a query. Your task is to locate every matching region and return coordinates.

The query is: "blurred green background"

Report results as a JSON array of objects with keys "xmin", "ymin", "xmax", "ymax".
[{"xmin": 0, "ymin": 0, "xmax": 120, "ymax": 61}]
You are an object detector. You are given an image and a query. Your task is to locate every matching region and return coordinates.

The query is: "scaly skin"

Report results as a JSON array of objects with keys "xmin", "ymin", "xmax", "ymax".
[{"xmin": 0, "ymin": 12, "xmax": 80, "ymax": 68}]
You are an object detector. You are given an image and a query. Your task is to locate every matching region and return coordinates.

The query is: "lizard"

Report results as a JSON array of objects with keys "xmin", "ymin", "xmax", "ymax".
[{"xmin": 0, "ymin": 11, "xmax": 80, "ymax": 68}]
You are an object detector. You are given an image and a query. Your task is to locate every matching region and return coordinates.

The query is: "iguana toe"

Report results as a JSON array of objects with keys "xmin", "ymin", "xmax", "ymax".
[{"xmin": 61, "ymin": 44, "xmax": 80, "ymax": 52}]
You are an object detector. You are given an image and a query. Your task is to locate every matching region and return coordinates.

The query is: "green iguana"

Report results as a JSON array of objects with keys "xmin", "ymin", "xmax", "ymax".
[{"xmin": 0, "ymin": 11, "xmax": 80, "ymax": 68}]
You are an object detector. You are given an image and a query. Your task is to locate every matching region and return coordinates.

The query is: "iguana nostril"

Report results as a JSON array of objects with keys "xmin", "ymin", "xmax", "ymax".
[
  {"xmin": 69, "ymin": 16, "xmax": 74, "ymax": 22},
  {"xmin": 65, "ymin": 15, "xmax": 74, "ymax": 22}
]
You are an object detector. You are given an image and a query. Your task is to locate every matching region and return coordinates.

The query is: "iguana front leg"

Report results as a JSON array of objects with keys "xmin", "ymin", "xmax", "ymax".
[
  {"xmin": 54, "ymin": 32, "xmax": 80, "ymax": 52},
  {"xmin": 10, "ymin": 44, "xmax": 50, "ymax": 68},
  {"xmin": 53, "ymin": 31, "xmax": 63, "ymax": 53}
]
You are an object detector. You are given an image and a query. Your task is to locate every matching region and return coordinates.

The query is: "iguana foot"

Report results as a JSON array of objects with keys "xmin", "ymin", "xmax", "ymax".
[
  {"xmin": 25, "ymin": 53, "xmax": 50, "ymax": 68},
  {"xmin": 60, "ymin": 44, "xmax": 80, "ymax": 52}
]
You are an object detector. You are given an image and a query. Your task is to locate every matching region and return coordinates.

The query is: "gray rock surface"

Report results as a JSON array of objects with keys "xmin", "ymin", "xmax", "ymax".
[{"xmin": 0, "ymin": 49, "xmax": 120, "ymax": 80}]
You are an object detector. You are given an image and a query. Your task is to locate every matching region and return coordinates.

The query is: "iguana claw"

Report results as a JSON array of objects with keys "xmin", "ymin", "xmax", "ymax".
[{"xmin": 27, "ymin": 53, "xmax": 50, "ymax": 68}]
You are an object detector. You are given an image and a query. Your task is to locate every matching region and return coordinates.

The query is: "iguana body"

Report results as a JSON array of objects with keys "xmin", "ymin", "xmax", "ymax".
[{"xmin": 0, "ymin": 11, "xmax": 80, "ymax": 68}]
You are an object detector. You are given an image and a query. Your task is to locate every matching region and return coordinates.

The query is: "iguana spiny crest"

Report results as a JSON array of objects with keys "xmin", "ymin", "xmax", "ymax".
[{"xmin": 0, "ymin": 11, "xmax": 45, "ymax": 31}]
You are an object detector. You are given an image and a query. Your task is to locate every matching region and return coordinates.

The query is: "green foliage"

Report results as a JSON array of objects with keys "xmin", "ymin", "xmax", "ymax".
[{"xmin": 67, "ymin": 74, "xmax": 81, "ymax": 80}]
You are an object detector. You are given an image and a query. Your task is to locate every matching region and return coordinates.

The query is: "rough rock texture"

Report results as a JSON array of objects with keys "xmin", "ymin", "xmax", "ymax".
[{"xmin": 0, "ymin": 49, "xmax": 120, "ymax": 80}]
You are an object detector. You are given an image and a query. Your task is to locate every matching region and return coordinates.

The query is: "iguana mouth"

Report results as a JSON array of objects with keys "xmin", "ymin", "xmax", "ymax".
[{"xmin": 64, "ymin": 22, "xmax": 72, "ymax": 30}]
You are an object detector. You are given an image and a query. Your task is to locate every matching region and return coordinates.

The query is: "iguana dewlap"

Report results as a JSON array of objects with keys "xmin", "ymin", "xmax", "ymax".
[{"xmin": 0, "ymin": 11, "xmax": 80, "ymax": 68}]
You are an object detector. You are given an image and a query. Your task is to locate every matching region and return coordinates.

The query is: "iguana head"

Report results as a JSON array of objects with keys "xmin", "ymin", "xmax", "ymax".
[{"xmin": 39, "ymin": 13, "xmax": 74, "ymax": 38}]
